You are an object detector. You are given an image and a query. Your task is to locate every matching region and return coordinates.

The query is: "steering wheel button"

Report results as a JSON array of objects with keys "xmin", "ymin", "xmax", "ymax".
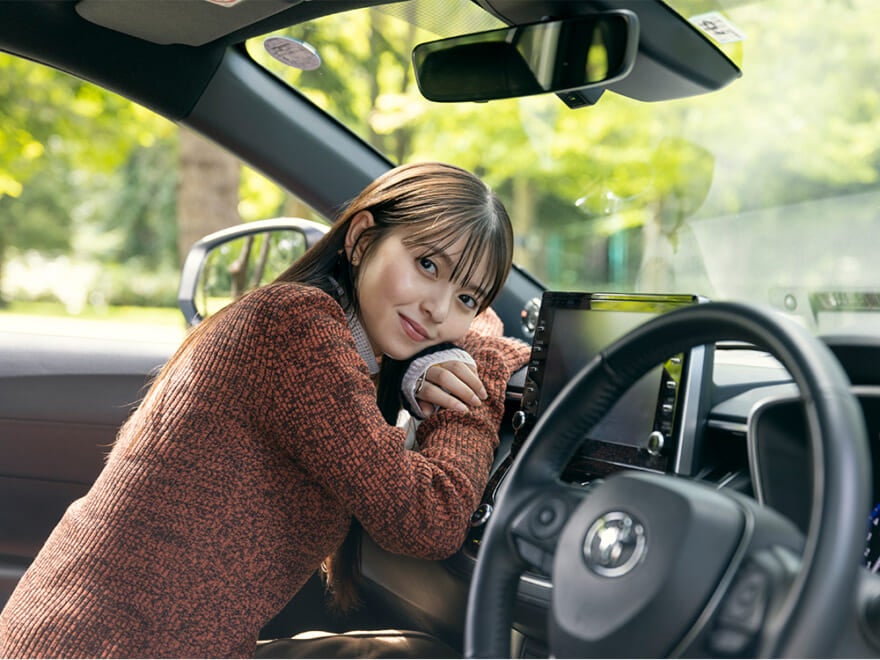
[
  {"xmin": 719, "ymin": 566, "xmax": 768, "ymax": 633},
  {"xmin": 530, "ymin": 498, "xmax": 567, "ymax": 539},
  {"xmin": 708, "ymin": 627, "xmax": 753, "ymax": 656}
]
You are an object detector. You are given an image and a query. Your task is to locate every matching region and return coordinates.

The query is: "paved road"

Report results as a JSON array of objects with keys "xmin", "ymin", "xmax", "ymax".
[{"xmin": 0, "ymin": 313, "xmax": 186, "ymax": 344}]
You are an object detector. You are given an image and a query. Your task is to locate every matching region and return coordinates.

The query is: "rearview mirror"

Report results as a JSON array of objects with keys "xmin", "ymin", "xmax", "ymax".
[
  {"xmin": 178, "ymin": 218, "xmax": 328, "ymax": 327},
  {"xmin": 412, "ymin": 11, "xmax": 639, "ymax": 103}
]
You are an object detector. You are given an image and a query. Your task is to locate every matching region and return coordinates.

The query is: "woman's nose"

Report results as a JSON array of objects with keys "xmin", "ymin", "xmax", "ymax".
[{"xmin": 422, "ymin": 289, "xmax": 452, "ymax": 323}]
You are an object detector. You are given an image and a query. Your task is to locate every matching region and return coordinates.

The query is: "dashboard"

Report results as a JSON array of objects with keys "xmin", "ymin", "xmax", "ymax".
[
  {"xmin": 461, "ymin": 292, "xmax": 880, "ymax": 593},
  {"xmin": 749, "ymin": 384, "xmax": 880, "ymax": 569}
]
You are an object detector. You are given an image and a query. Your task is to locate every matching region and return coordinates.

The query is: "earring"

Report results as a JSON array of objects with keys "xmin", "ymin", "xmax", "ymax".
[{"xmin": 351, "ymin": 255, "xmax": 360, "ymax": 266}]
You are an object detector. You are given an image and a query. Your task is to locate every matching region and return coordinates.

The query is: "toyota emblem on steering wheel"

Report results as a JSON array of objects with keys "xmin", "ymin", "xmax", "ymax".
[{"xmin": 583, "ymin": 511, "xmax": 647, "ymax": 577}]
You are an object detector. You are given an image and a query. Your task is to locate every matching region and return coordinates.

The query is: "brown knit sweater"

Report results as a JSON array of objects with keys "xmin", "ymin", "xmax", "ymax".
[{"xmin": 0, "ymin": 283, "xmax": 530, "ymax": 658}]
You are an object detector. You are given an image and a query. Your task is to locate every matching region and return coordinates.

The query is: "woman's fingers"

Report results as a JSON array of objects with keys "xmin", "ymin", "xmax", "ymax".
[
  {"xmin": 416, "ymin": 381, "xmax": 469, "ymax": 414},
  {"xmin": 445, "ymin": 361, "xmax": 488, "ymax": 401},
  {"xmin": 415, "ymin": 361, "xmax": 488, "ymax": 416},
  {"xmin": 418, "ymin": 399, "xmax": 436, "ymax": 418}
]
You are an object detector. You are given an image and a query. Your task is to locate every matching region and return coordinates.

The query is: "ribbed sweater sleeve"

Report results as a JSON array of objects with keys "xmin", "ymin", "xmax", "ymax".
[{"xmin": 253, "ymin": 284, "xmax": 529, "ymax": 559}]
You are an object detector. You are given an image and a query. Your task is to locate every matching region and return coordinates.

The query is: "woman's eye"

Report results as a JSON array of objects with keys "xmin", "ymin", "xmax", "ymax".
[
  {"xmin": 459, "ymin": 294, "xmax": 477, "ymax": 310},
  {"xmin": 418, "ymin": 257, "xmax": 437, "ymax": 275}
]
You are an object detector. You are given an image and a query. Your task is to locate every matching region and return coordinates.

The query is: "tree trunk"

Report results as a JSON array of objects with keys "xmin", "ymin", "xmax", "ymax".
[
  {"xmin": 177, "ymin": 128, "xmax": 242, "ymax": 265},
  {"xmin": 512, "ymin": 176, "xmax": 536, "ymax": 272},
  {"xmin": 0, "ymin": 231, "xmax": 6, "ymax": 307}
]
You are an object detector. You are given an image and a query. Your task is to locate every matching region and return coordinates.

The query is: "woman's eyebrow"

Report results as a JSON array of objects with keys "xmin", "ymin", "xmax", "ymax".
[
  {"xmin": 428, "ymin": 247, "xmax": 491, "ymax": 300},
  {"xmin": 468, "ymin": 284, "xmax": 490, "ymax": 302},
  {"xmin": 431, "ymin": 249, "xmax": 455, "ymax": 269},
  {"xmin": 459, "ymin": 278, "xmax": 490, "ymax": 303}
]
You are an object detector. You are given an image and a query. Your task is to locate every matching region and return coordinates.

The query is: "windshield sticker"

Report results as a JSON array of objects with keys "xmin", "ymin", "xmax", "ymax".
[
  {"xmin": 264, "ymin": 37, "xmax": 322, "ymax": 71},
  {"xmin": 689, "ymin": 11, "xmax": 746, "ymax": 43}
]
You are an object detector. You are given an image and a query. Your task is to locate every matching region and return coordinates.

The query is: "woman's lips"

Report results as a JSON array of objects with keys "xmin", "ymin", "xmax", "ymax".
[{"xmin": 400, "ymin": 314, "xmax": 429, "ymax": 342}]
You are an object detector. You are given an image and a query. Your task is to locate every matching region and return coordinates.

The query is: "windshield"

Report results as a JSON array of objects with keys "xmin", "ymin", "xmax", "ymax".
[{"xmin": 246, "ymin": 0, "xmax": 880, "ymax": 336}]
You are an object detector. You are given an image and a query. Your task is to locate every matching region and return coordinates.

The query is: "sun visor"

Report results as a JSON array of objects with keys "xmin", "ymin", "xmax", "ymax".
[{"xmin": 75, "ymin": 0, "xmax": 304, "ymax": 46}]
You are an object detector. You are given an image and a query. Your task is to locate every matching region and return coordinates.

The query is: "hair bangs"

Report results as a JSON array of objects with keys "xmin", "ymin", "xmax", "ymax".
[{"xmin": 402, "ymin": 212, "xmax": 511, "ymax": 312}]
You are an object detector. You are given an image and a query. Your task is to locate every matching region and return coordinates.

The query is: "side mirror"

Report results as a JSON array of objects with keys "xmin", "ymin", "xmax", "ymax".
[
  {"xmin": 178, "ymin": 217, "xmax": 328, "ymax": 327},
  {"xmin": 412, "ymin": 11, "xmax": 639, "ymax": 103}
]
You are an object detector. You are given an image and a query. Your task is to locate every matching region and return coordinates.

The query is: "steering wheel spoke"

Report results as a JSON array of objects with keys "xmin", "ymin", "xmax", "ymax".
[
  {"xmin": 704, "ymin": 546, "xmax": 800, "ymax": 657},
  {"xmin": 509, "ymin": 485, "xmax": 586, "ymax": 576}
]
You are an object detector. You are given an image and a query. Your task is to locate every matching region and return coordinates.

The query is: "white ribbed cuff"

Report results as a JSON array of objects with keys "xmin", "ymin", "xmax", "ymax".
[{"xmin": 402, "ymin": 347, "xmax": 476, "ymax": 420}]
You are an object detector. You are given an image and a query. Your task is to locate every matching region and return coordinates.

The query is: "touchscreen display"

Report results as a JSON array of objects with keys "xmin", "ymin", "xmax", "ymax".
[
  {"xmin": 518, "ymin": 292, "xmax": 705, "ymax": 469},
  {"xmin": 537, "ymin": 307, "xmax": 663, "ymax": 448}
]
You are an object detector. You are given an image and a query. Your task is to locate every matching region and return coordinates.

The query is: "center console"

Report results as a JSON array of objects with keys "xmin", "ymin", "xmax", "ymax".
[{"xmin": 512, "ymin": 291, "xmax": 711, "ymax": 479}]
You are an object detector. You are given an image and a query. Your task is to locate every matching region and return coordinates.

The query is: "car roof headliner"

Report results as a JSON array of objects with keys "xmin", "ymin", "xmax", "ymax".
[{"xmin": 0, "ymin": 0, "xmax": 740, "ymax": 126}]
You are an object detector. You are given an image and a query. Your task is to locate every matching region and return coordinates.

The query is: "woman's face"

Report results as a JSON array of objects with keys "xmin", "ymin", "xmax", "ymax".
[{"xmin": 349, "ymin": 215, "xmax": 489, "ymax": 360}]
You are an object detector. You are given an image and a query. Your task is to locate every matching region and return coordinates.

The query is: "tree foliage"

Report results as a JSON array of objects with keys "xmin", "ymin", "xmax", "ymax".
[
  {"xmin": 0, "ymin": 51, "xmax": 180, "ymax": 303},
  {"xmin": 2, "ymin": 0, "xmax": 880, "ymax": 305}
]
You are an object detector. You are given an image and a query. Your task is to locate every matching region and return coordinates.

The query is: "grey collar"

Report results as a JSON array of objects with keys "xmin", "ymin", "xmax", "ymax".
[
  {"xmin": 348, "ymin": 311, "xmax": 380, "ymax": 375},
  {"xmin": 328, "ymin": 276, "xmax": 380, "ymax": 375}
]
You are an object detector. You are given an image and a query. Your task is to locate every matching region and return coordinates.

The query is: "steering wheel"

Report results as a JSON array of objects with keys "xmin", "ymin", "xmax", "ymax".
[{"xmin": 465, "ymin": 302, "xmax": 870, "ymax": 658}]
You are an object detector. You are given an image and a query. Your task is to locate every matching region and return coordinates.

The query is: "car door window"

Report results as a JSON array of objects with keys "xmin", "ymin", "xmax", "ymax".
[{"xmin": 0, "ymin": 57, "xmax": 323, "ymax": 341}]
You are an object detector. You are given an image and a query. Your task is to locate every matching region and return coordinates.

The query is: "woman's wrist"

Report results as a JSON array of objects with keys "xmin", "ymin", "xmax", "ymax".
[{"xmin": 402, "ymin": 347, "xmax": 476, "ymax": 419}]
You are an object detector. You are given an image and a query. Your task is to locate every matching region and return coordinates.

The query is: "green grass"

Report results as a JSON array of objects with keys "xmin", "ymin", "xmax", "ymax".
[
  {"xmin": 1, "ymin": 300, "xmax": 183, "ymax": 326},
  {"xmin": 0, "ymin": 300, "xmax": 188, "ymax": 342}
]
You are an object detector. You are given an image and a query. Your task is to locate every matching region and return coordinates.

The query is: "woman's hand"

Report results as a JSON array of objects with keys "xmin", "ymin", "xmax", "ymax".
[{"xmin": 414, "ymin": 360, "xmax": 488, "ymax": 418}]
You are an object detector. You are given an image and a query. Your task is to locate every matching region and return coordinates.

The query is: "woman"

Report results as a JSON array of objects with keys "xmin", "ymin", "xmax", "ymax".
[{"xmin": 0, "ymin": 162, "xmax": 530, "ymax": 658}]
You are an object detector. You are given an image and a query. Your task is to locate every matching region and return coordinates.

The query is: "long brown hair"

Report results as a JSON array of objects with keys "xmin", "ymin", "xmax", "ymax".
[
  {"xmin": 130, "ymin": 162, "xmax": 513, "ymax": 611},
  {"xmin": 289, "ymin": 162, "xmax": 514, "ymax": 612}
]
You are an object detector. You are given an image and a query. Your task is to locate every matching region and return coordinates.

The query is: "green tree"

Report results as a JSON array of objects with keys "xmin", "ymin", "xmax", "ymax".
[
  {"xmin": 0, "ymin": 52, "xmax": 175, "ymax": 304},
  {"xmin": 101, "ymin": 140, "xmax": 179, "ymax": 269}
]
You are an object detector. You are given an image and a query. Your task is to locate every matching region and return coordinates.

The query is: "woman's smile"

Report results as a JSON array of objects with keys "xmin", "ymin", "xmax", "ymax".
[{"xmin": 399, "ymin": 314, "xmax": 430, "ymax": 342}]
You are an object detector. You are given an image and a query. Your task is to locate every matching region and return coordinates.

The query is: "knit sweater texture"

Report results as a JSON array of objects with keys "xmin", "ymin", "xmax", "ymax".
[{"xmin": 0, "ymin": 283, "xmax": 530, "ymax": 658}]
